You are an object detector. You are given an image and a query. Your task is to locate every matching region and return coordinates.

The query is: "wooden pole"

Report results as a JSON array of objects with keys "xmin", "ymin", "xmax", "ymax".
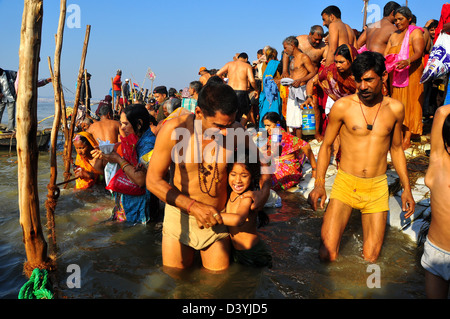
[
  {"xmin": 17, "ymin": 0, "xmax": 52, "ymax": 276},
  {"xmin": 84, "ymin": 69, "xmax": 88, "ymax": 114},
  {"xmin": 363, "ymin": 0, "xmax": 369, "ymax": 29},
  {"xmin": 64, "ymin": 24, "xmax": 90, "ymax": 185},
  {"xmin": 45, "ymin": 0, "xmax": 66, "ymax": 256}
]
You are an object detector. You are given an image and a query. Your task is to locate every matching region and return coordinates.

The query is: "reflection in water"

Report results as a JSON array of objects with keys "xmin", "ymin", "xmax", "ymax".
[{"xmin": 0, "ymin": 149, "xmax": 426, "ymax": 299}]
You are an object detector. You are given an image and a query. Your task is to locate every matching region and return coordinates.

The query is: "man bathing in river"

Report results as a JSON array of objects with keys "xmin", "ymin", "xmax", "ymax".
[
  {"xmin": 146, "ymin": 82, "xmax": 270, "ymax": 271},
  {"xmin": 308, "ymin": 51, "xmax": 415, "ymax": 263}
]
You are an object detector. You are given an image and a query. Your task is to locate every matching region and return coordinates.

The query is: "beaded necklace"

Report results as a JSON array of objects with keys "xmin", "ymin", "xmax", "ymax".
[{"xmin": 195, "ymin": 118, "xmax": 220, "ymax": 198}]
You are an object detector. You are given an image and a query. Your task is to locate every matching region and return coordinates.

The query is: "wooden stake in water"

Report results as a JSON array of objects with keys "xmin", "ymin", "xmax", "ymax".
[{"xmin": 17, "ymin": 0, "xmax": 49, "ymax": 277}]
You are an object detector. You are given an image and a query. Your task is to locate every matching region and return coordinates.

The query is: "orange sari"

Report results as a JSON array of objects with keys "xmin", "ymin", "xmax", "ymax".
[{"xmin": 74, "ymin": 132, "xmax": 102, "ymax": 189}]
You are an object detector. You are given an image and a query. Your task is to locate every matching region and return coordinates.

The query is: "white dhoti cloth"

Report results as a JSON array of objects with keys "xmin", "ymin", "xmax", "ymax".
[{"xmin": 286, "ymin": 85, "xmax": 307, "ymax": 128}]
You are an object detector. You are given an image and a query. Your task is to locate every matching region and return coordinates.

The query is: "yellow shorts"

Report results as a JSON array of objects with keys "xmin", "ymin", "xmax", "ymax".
[
  {"xmin": 162, "ymin": 203, "xmax": 229, "ymax": 250},
  {"xmin": 329, "ymin": 169, "xmax": 389, "ymax": 214}
]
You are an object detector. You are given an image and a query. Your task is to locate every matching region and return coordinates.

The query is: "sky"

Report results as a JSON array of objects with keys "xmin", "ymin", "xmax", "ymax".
[{"xmin": 0, "ymin": 0, "xmax": 445, "ymax": 101}]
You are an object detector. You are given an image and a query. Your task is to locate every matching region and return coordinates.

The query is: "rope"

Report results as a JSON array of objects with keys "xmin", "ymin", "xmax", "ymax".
[{"xmin": 18, "ymin": 268, "xmax": 54, "ymax": 299}]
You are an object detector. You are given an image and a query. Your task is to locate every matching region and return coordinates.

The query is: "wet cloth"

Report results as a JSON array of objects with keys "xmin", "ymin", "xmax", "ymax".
[
  {"xmin": 162, "ymin": 203, "xmax": 229, "ymax": 250},
  {"xmin": 286, "ymin": 85, "xmax": 306, "ymax": 128},
  {"xmin": 232, "ymin": 239, "xmax": 272, "ymax": 268},
  {"xmin": 259, "ymin": 60, "xmax": 282, "ymax": 128},
  {"xmin": 235, "ymin": 90, "xmax": 251, "ymax": 122},
  {"xmin": 421, "ymin": 236, "xmax": 450, "ymax": 281},
  {"xmin": 270, "ymin": 128, "xmax": 308, "ymax": 190},
  {"xmin": 385, "ymin": 25, "xmax": 423, "ymax": 88},
  {"xmin": 388, "ymin": 43, "xmax": 424, "ymax": 135},
  {"xmin": 317, "ymin": 45, "xmax": 358, "ymax": 102},
  {"xmin": 111, "ymin": 128, "xmax": 156, "ymax": 224},
  {"xmin": 74, "ymin": 132, "xmax": 101, "ymax": 190},
  {"xmin": 330, "ymin": 169, "xmax": 389, "ymax": 214}
]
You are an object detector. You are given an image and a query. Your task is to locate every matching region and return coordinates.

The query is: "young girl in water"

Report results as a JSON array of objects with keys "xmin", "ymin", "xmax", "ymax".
[
  {"xmin": 219, "ymin": 154, "xmax": 272, "ymax": 268},
  {"xmin": 73, "ymin": 132, "xmax": 103, "ymax": 190}
]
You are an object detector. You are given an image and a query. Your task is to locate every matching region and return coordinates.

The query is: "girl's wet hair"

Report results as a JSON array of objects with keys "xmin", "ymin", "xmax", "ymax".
[{"xmin": 227, "ymin": 152, "xmax": 269, "ymax": 228}]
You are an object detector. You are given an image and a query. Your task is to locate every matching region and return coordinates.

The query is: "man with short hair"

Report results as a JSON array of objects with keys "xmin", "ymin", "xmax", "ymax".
[
  {"xmin": 181, "ymin": 81, "xmax": 202, "ymax": 113},
  {"xmin": 113, "ymin": 69, "xmax": 122, "ymax": 107},
  {"xmin": 321, "ymin": 5, "xmax": 357, "ymax": 66},
  {"xmin": 147, "ymin": 82, "xmax": 271, "ymax": 271},
  {"xmin": 308, "ymin": 51, "xmax": 415, "ymax": 263},
  {"xmin": 153, "ymin": 85, "xmax": 169, "ymax": 122},
  {"xmin": 283, "ymin": 36, "xmax": 316, "ymax": 138},
  {"xmin": 87, "ymin": 103, "xmax": 120, "ymax": 144},
  {"xmin": 123, "ymin": 79, "xmax": 130, "ymax": 100},
  {"xmin": 216, "ymin": 52, "xmax": 259, "ymax": 126},
  {"xmin": 357, "ymin": 1, "xmax": 401, "ymax": 54},
  {"xmin": 282, "ymin": 25, "xmax": 328, "ymax": 75}
]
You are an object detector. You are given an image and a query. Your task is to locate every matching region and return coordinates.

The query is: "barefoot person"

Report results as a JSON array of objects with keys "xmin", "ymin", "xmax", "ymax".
[
  {"xmin": 282, "ymin": 36, "xmax": 316, "ymax": 139},
  {"xmin": 146, "ymin": 82, "xmax": 271, "ymax": 271},
  {"xmin": 422, "ymin": 104, "xmax": 450, "ymax": 299},
  {"xmin": 308, "ymin": 51, "xmax": 415, "ymax": 263}
]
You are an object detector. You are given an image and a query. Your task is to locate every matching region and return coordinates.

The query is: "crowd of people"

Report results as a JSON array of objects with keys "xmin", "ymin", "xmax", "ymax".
[{"xmin": 4, "ymin": 2, "xmax": 447, "ymax": 298}]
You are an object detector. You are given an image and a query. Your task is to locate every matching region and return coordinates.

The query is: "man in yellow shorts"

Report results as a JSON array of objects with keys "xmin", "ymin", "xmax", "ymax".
[{"xmin": 308, "ymin": 51, "xmax": 415, "ymax": 263}]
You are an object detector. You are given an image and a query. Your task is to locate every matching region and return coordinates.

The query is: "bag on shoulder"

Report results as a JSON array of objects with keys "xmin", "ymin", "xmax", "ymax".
[{"xmin": 421, "ymin": 32, "xmax": 450, "ymax": 83}]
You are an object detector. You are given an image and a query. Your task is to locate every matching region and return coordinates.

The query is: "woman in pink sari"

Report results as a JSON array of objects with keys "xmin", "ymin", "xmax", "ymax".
[
  {"xmin": 385, "ymin": 6, "xmax": 425, "ymax": 150},
  {"xmin": 262, "ymin": 112, "xmax": 316, "ymax": 191}
]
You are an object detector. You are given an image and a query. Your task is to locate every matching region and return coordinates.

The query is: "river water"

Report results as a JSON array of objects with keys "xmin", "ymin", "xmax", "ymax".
[{"xmin": 0, "ymin": 103, "xmax": 427, "ymax": 299}]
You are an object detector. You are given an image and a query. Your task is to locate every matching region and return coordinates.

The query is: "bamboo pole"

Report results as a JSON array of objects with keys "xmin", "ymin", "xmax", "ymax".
[
  {"xmin": 45, "ymin": 0, "xmax": 66, "ymax": 255},
  {"xmin": 64, "ymin": 24, "xmax": 90, "ymax": 185},
  {"xmin": 17, "ymin": 0, "xmax": 51, "ymax": 277},
  {"xmin": 84, "ymin": 69, "xmax": 88, "ymax": 113},
  {"xmin": 363, "ymin": 0, "xmax": 369, "ymax": 29}
]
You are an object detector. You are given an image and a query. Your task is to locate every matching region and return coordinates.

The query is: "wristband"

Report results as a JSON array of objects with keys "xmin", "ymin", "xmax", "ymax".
[{"xmin": 187, "ymin": 199, "xmax": 196, "ymax": 213}]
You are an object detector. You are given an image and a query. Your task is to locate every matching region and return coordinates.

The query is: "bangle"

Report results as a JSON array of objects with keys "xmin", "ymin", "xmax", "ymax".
[
  {"xmin": 121, "ymin": 163, "xmax": 130, "ymax": 171},
  {"xmin": 312, "ymin": 168, "xmax": 317, "ymax": 171},
  {"xmin": 120, "ymin": 161, "xmax": 128, "ymax": 169},
  {"xmin": 187, "ymin": 199, "xmax": 196, "ymax": 213}
]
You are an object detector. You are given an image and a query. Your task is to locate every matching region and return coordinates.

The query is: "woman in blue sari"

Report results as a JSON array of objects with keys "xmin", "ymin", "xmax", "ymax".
[
  {"xmin": 93, "ymin": 104, "xmax": 158, "ymax": 224},
  {"xmin": 259, "ymin": 47, "xmax": 282, "ymax": 129}
]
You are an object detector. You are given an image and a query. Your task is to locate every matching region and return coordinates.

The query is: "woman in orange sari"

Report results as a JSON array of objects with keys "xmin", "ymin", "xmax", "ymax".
[
  {"xmin": 385, "ymin": 6, "xmax": 425, "ymax": 150},
  {"xmin": 73, "ymin": 131, "xmax": 103, "ymax": 190}
]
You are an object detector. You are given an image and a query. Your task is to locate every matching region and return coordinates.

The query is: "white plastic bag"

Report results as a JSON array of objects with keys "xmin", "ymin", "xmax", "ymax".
[
  {"xmin": 421, "ymin": 32, "xmax": 450, "ymax": 83},
  {"xmin": 104, "ymin": 162, "xmax": 118, "ymax": 189}
]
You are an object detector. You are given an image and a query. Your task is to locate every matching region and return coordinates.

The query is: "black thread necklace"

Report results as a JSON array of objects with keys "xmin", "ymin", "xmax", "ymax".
[
  {"xmin": 229, "ymin": 192, "xmax": 240, "ymax": 203},
  {"xmin": 359, "ymin": 97, "xmax": 383, "ymax": 131}
]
